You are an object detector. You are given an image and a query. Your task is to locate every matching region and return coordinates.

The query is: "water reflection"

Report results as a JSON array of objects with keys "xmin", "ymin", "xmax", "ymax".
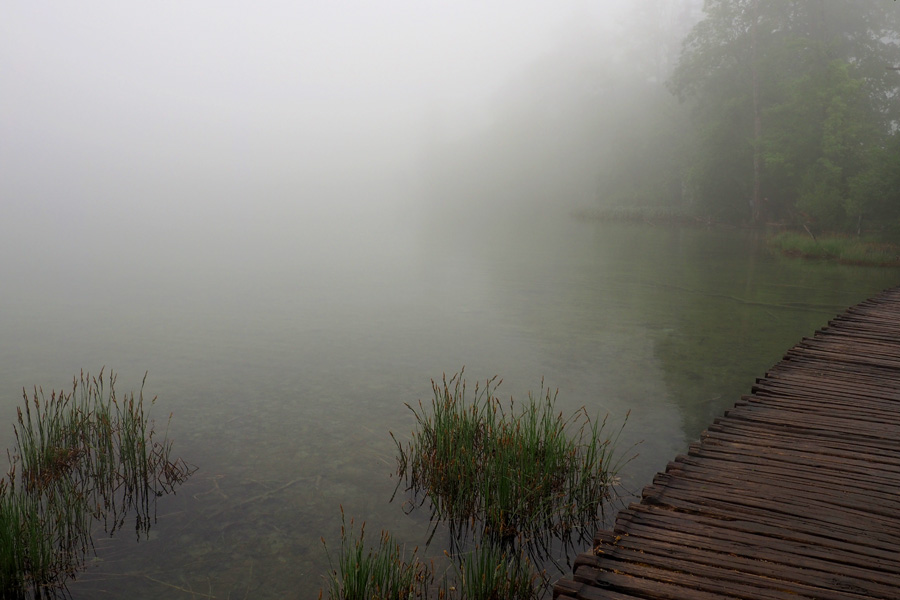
[{"xmin": 0, "ymin": 216, "xmax": 896, "ymax": 598}]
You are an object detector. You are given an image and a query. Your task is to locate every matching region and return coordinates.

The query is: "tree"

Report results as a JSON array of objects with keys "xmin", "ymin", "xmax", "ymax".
[{"xmin": 670, "ymin": 0, "xmax": 900, "ymax": 232}]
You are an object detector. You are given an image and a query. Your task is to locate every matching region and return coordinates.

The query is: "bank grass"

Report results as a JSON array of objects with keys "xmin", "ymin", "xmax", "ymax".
[
  {"xmin": 393, "ymin": 370, "xmax": 628, "ymax": 548},
  {"xmin": 769, "ymin": 231, "xmax": 900, "ymax": 266},
  {"xmin": 1, "ymin": 369, "xmax": 194, "ymax": 595}
]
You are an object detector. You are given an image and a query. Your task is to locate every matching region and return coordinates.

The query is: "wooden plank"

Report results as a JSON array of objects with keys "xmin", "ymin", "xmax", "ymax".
[
  {"xmin": 615, "ymin": 504, "xmax": 900, "ymax": 564},
  {"xmin": 631, "ymin": 493, "xmax": 900, "ymax": 551},
  {"xmin": 668, "ymin": 452, "xmax": 900, "ymax": 506},
  {"xmin": 658, "ymin": 461, "xmax": 900, "ymax": 517},
  {"xmin": 706, "ymin": 416, "xmax": 900, "ymax": 455},
  {"xmin": 553, "ymin": 286, "xmax": 900, "ymax": 599},
  {"xmin": 640, "ymin": 481, "xmax": 900, "ymax": 539},
  {"xmin": 650, "ymin": 470, "xmax": 900, "ymax": 524},
  {"xmin": 687, "ymin": 440, "xmax": 900, "ymax": 485},
  {"xmin": 592, "ymin": 533, "xmax": 900, "ymax": 599},
  {"xmin": 574, "ymin": 554, "xmax": 824, "ymax": 600},
  {"xmin": 600, "ymin": 517, "xmax": 900, "ymax": 577}
]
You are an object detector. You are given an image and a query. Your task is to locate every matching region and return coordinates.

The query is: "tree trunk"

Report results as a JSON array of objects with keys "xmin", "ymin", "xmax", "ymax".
[{"xmin": 750, "ymin": 0, "xmax": 762, "ymax": 226}]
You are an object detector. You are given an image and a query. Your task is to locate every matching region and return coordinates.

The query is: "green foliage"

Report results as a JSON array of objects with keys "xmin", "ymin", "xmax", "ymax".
[
  {"xmin": 321, "ymin": 508, "xmax": 433, "ymax": 600},
  {"xmin": 450, "ymin": 543, "xmax": 538, "ymax": 600},
  {"xmin": 669, "ymin": 0, "xmax": 900, "ymax": 231},
  {"xmin": 394, "ymin": 371, "xmax": 626, "ymax": 548},
  {"xmin": 0, "ymin": 370, "xmax": 193, "ymax": 596},
  {"xmin": 768, "ymin": 231, "xmax": 900, "ymax": 266},
  {"xmin": 322, "ymin": 371, "xmax": 623, "ymax": 599},
  {"xmin": 847, "ymin": 133, "xmax": 900, "ymax": 238},
  {"xmin": 320, "ymin": 515, "xmax": 540, "ymax": 600}
]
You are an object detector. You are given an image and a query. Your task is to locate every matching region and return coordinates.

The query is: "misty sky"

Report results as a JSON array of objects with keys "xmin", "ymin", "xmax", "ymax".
[{"xmin": 1, "ymin": 2, "xmax": 626, "ymax": 237}]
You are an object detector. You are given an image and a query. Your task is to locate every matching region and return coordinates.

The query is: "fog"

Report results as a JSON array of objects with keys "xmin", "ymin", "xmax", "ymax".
[
  {"xmin": 1, "ymin": 2, "xmax": 634, "ymax": 246},
  {"xmin": 0, "ymin": 2, "xmax": 705, "ymax": 386},
  {"xmin": 7, "ymin": 2, "xmax": 596, "ymax": 219}
]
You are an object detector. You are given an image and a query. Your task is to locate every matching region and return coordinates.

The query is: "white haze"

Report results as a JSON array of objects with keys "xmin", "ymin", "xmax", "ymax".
[
  {"xmin": 3, "ymin": 4, "xmax": 623, "ymax": 222},
  {"xmin": 0, "ymin": 0, "xmax": 658, "ymax": 320}
]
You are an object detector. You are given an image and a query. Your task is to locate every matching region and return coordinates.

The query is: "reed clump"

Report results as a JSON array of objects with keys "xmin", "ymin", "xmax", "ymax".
[
  {"xmin": 449, "ymin": 543, "xmax": 539, "ymax": 600},
  {"xmin": 393, "ymin": 371, "xmax": 627, "ymax": 548},
  {"xmin": 0, "ymin": 369, "xmax": 194, "ymax": 595},
  {"xmin": 322, "ymin": 370, "xmax": 628, "ymax": 599},
  {"xmin": 320, "ymin": 511, "xmax": 539, "ymax": 600},
  {"xmin": 320, "ymin": 507, "xmax": 433, "ymax": 600}
]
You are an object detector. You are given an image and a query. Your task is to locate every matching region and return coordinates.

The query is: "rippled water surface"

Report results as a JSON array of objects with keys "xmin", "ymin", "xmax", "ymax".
[{"xmin": 1, "ymin": 212, "xmax": 897, "ymax": 598}]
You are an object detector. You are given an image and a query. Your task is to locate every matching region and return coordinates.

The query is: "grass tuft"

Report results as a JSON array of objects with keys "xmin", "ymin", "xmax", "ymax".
[
  {"xmin": 320, "ymin": 506, "xmax": 434, "ymax": 600},
  {"xmin": 323, "ymin": 370, "xmax": 629, "ymax": 599},
  {"xmin": 393, "ymin": 370, "xmax": 627, "ymax": 549},
  {"xmin": 0, "ymin": 369, "xmax": 194, "ymax": 595},
  {"xmin": 320, "ymin": 511, "xmax": 541, "ymax": 600},
  {"xmin": 451, "ymin": 543, "xmax": 539, "ymax": 600}
]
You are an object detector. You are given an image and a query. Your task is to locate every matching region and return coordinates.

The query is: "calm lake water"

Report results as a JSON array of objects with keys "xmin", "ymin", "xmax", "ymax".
[{"xmin": 1, "ymin": 209, "xmax": 897, "ymax": 598}]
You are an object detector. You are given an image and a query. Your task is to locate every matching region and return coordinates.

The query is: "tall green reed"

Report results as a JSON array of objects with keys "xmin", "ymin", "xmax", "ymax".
[
  {"xmin": 319, "ymin": 511, "xmax": 541, "ymax": 600},
  {"xmin": 450, "ymin": 543, "xmax": 539, "ymax": 600},
  {"xmin": 393, "ymin": 370, "xmax": 628, "ymax": 551},
  {"xmin": 323, "ymin": 370, "xmax": 630, "ymax": 599},
  {"xmin": 1, "ymin": 369, "xmax": 194, "ymax": 596},
  {"xmin": 321, "ymin": 507, "xmax": 433, "ymax": 600}
]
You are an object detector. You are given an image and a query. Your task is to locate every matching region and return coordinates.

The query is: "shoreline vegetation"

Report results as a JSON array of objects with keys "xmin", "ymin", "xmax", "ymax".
[
  {"xmin": 766, "ymin": 231, "xmax": 900, "ymax": 268},
  {"xmin": 572, "ymin": 207, "xmax": 900, "ymax": 268}
]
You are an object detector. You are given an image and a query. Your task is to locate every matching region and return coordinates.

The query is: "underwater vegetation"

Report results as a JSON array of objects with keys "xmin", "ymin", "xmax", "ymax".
[{"xmin": 0, "ymin": 369, "xmax": 194, "ymax": 597}]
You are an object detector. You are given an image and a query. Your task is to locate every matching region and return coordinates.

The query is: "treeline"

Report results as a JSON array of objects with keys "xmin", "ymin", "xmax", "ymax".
[
  {"xmin": 664, "ymin": 0, "xmax": 900, "ymax": 236},
  {"xmin": 417, "ymin": 1, "xmax": 900, "ymax": 238}
]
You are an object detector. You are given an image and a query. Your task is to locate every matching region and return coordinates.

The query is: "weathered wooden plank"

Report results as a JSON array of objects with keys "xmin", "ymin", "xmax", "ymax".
[
  {"xmin": 719, "ymin": 407, "xmax": 900, "ymax": 440},
  {"xmin": 785, "ymin": 346, "xmax": 900, "ymax": 370},
  {"xmin": 599, "ymin": 518, "xmax": 900, "ymax": 577},
  {"xmin": 641, "ymin": 480, "xmax": 900, "ymax": 538},
  {"xmin": 702, "ymin": 423, "xmax": 900, "ymax": 463},
  {"xmin": 574, "ymin": 555, "xmax": 824, "ymax": 600},
  {"xmin": 615, "ymin": 504, "xmax": 900, "ymax": 564},
  {"xmin": 701, "ymin": 424, "xmax": 900, "ymax": 464},
  {"xmin": 650, "ymin": 470, "xmax": 900, "ymax": 525},
  {"xmin": 658, "ymin": 461, "xmax": 900, "ymax": 517},
  {"xmin": 553, "ymin": 286, "xmax": 900, "ymax": 599},
  {"xmin": 592, "ymin": 533, "xmax": 899, "ymax": 599},
  {"xmin": 668, "ymin": 452, "xmax": 900, "ymax": 506},
  {"xmin": 749, "ymin": 376, "xmax": 900, "ymax": 404},
  {"xmin": 706, "ymin": 417, "xmax": 900, "ymax": 455},
  {"xmin": 688, "ymin": 440, "xmax": 900, "ymax": 484}
]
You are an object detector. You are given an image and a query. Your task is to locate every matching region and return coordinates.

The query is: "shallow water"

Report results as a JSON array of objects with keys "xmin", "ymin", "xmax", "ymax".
[{"xmin": 1, "ymin": 211, "xmax": 897, "ymax": 598}]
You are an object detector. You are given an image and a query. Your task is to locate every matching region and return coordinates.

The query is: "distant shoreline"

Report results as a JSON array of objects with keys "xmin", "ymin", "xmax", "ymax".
[{"xmin": 572, "ymin": 208, "xmax": 900, "ymax": 268}]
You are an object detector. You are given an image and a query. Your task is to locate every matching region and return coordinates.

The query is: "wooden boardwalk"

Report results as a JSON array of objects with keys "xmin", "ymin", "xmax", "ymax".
[{"xmin": 555, "ymin": 287, "xmax": 900, "ymax": 600}]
